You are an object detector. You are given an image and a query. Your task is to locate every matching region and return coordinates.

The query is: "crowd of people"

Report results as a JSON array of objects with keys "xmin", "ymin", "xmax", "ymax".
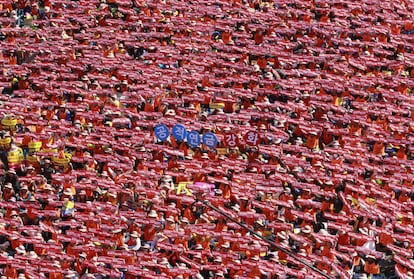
[{"xmin": 0, "ymin": 0, "xmax": 413, "ymax": 278}]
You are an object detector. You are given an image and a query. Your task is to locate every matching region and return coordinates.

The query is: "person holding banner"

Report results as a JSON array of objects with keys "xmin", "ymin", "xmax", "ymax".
[
  {"xmin": 2, "ymin": 169, "xmax": 20, "ymax": 194},
  {"xmin": 7, "ymin": 144, "xmax": 24, "ymax": 172},
  {"xmin": 154, "ymin": 124, "xmax": 170, "ymax": 142}
]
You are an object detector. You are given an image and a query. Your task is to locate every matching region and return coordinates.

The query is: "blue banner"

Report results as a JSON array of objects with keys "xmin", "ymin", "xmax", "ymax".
[
  {"xmin": 202, "ymin": 132, "xmax": 218, "ymax": 148},
  {"xmin": 187, "ymin": 131, "xmax": 201, "ymax": 148},
  {"xmin": 171, "ymin": 124, "xmax": 187, "ymax": 141},
  {"xmin": 154, "ymin": 124, "xmax": 170, "ymax": 141}
]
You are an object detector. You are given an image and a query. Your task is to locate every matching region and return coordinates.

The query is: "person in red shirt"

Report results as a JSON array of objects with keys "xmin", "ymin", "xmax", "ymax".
[
  {"xmin": 2, "ymin": 183, "xmax": 15, "ymax": 201},
  {"xmin": 75, "ymin": 252, "xmax": 89, "ymax": 275},
  {"xmin": 364, "ymin": 255, "xmax": 380, "ymax": 276}
]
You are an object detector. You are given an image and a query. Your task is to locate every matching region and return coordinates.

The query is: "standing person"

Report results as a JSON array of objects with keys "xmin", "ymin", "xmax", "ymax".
[
  {"xmin": 125, "ymin": 231, "xmax": 141, "ymax": 251},
  {"xmin": 364, "ymin": 255, "xmax": 381, "ymax": 279},
  {"xmin": 2, "ymin": 169, "xmax": 20, "ymax": 193},
  {"xmin": 40, "ymin": 159, "xmax": 55, "ymax": 183}
]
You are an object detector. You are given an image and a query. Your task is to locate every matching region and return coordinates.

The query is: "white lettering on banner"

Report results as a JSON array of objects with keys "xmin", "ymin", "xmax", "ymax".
[
  {"xmin": 154, "ymin": 124, "xmax": 169, "ymax": 140},
  {"xmin": 202, "ymin": 132, "xmax": 218, "ymax": 148},
  {"xmin": 172, "ymin": 125, "xmax": 186, "ymax": 141},
  {"xmin": 245, "ymin": 131, "xmax": 259, "ymax": 146},
  {"xmin": 187, "ymin": 131, "xmax": 200, "ymax": 147}
]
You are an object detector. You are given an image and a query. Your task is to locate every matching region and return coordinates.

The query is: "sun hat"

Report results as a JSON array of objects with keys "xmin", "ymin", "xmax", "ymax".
[
  {"xmin": 194, "ymin": 244, "xmax": 203, "ymax": 250},
  {"xmin": 63, "ymin": 188, "xmax": 73, "ymax": 196},
  {"xmin": 130, "ymin": 231, "xmax": 139, "ymax": 238},
  {"xmin": 159, "ymin": 257, "xmax": 169, "ymax": 265},
  {"xmin": 359, "ymin": 227, "xmax": 369, "ymax": 235},
  {"xmin": 148, "ymin": 210, "xmax": 158, "ymax": 218},
  {"xmin": 15, "ymin": 245, "xmax": 26, "ymax": 254},
  {"xmin": 302, "ymin": 225, "xmax": 312, "ymax": 234},
  {"xmin": 166, "ymin": 216, "xmax": 175, "ymax": 223},
  {"xmin": 277, "ymin": 231, "xmax": 288, "ymax": 240}
]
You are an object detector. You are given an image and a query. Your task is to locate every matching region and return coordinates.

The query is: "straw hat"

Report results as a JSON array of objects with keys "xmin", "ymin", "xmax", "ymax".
[
  {"xmin": 10, "ymin": 210, "xmax": 18, "ymax": 217},
  {"xmin": 268, "ymin": 252, "xmax": 279, "ymax": 262},
  {"xmin": 292, "ymin": 166, "xmax": 303, "ymax": 173},
  {"xmin": 52, "ymin": 260, "xmax": 61, "ymax": 268},
  {"xmin": 259, "ymin": 124, "xmax": 267, "ymax": 130},
  {"xmin": 166, "ymin": 216, "xmax": 175, "ymax": 223},
  {"xmin": 160, "ymin": 182, "xmax": 172, "ymax": 189},
  {"xmin": 249, "ymin": 167, "xmax": 258, "ymax": 173},
  {"xmin": 302, "ymin": 225, "xmax": 312, "ymax": 234},
  {"xmin": 28, "ymin": 251, "xmax": 38, "ymax": 259},
  {"xmin": 331, "ymin": 140, "xmax": 340, "ymax": 147},
  {"xmin": 215, "ymin": 271, "xmax": 225, "ymax": 277},
  {"xmin": 231, "ymin": 204, "xmax": 240, "ymax": 212},
  {"xmin": 107, "ymin": 191, "xmax": 117, "ymax": 198},
  {"xmin": 359, "ymin": 227, "xmax": 369, "ymax": 235},
  {"xmin": 298, "ymin": 249, "xmax": 307, "ymax": 257},
  {"xmin": 165, "ymin": 109, "xmax": 176, "ymax": 116},
  {"xmin": 15, "ymin": 245, "xmax": 26, "ymax": 254},
  {"xmin": 253, "ymin": 64, "xmax": 261, "ymax": 73},
  {"xmin": 63, "ymin": 188, "xmax": 73, "ymax": 196},
  {"xmin": 130, "ymin": 231, "xmax": 139, "ymax": 238},
  {"xmin": 200, "ymin": 213, "xmax": 209, "ymax": 222},
  {"xmin": 148, "ymin": 210, "xmax": 158, "ymax": 218},
  {"xmin": 221, "ymin": 242, "xmax": 230, "ymax": 248},
  {"xmin": 319, "ymin": 229, "xmax": 329, "ymax": 236},
  {"xmin": 295, "ymin": 137, "xmax": 304, "ymax": 144},
  {"xmin": 112, "ymin": 228, "xmax": 122, "ymax": 234},
  {"xmin": 161, "ymin": 175, "xmax": 173, "ymax": 182},
  {"xmin": 255, "ymin": 219, "xmax": 265, "ymax": 227},
  {"xmin": 194, "ymin": 244, "xmax": 203, "ymax": 250},
  {"xmin": 277, "ymin": 231, "xmax": 287, "ymax": 240},
  {"xmin": 159, "ymin": 257, "xmax": 169, "ymax": 265}
]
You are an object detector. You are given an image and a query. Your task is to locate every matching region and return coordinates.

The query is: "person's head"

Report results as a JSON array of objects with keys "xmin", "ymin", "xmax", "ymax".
[
  {"xmin": 366, "ymin": 255, "xmax": 376, "ymax": 264},
  {"xmin": 79, "ymin": 252, "xmax": 87, "ymax": 261},
  {"xmin": 10, "ymin": 211, "xmax": 19, "ymax": 219},
  {"xmin": 4, "ymin": 183, "xmax": 12, "ymax": 192},
  {"xmin": 19, "ymin": 185, "xmax": 29, "ymax": 194}
]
